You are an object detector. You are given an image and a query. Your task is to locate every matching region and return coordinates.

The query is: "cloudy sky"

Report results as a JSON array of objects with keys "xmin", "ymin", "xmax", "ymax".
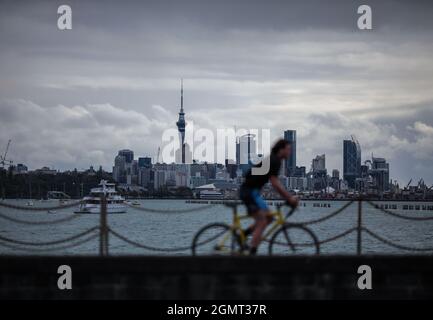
[{"xmin": 0, "ymin": 0, "xmax": 432, "ymax": 185}]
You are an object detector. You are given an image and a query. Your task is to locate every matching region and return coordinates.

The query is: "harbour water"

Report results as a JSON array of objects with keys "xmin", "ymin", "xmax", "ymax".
[{"xmin": 0, "ymin": 199, "xmax": 433, "ymax": 255}]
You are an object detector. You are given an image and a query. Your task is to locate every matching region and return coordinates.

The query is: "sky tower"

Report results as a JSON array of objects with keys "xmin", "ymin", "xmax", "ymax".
[{"xmin": 176, "ymin": 79, "xmax": 186, "ymax": 163}]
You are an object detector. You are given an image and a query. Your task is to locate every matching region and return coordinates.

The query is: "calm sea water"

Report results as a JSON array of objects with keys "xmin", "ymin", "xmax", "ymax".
[{"xmin": 0, "ymin": 199, "xmax": 433, "ymax": 255}]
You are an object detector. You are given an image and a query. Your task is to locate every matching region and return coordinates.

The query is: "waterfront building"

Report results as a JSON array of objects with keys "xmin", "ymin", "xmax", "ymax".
[
  {"xmin": 14, "ymin": 163, "xmax": 28, "ymax": 174},
  {"xmin": 238, "ymin": 133, "xmax": 257, "ymax": 173},
  {"xmin": 225, "ymin": 159, "xmax": 238, "ymax": 179},
  {"xmin": 283, "ymin": 130, "xmax": 297, "ymax": 176},
  {"xmin": 118, "ymin": 149, "xmax": 134, "ymax": 163},
  {"xmin": 294, "ymin": 166, "xmax": 306, "ymax": 178},
  {"xmin": 311, "ymin": 154, "xmax": 327, "ymax": 191},
  {"xmin": 175, "ymin": 171, "xmax": 188, "ymax": 187},
  {"xmin": 332, "ymin": 169, "xmax": 340, "ymax": 179},
  {"xmin": 138, "ymin": 167, "xmax": 152, "ymax": 188},
  {"xmin": 189, "ymin": 173, "xmax": 207, "ymax": 189},
  {"xmin": 34, "ymin": 166, "xmax": 57, "ymax": 175},
  {"xmin": 343, "ymin": 136, "xmax": 361, "ymax": 189},
  {"xmin": 331, "ymin": 169, "xmax": 340, "ymax": 191},
  {"xmin": 236, "ymin": 137, "xmax": 240, "ymax": 165},
  {"xmin": 312, "ymin": 154, "xmax": 326, "ymax": 172},
  {"xmin": 370, "ymin": 156, "xmax": 390, "ymax": 193},
  {"xmin": 138, "ymin": 157, "xmax": 152, "ymax": 168},
  {"xmin": 153, "ymin": 170, "xmax": 166, "ymax": 190}
]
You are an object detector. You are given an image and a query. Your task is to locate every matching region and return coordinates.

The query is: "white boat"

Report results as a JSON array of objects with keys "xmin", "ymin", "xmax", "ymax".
[
  {"xmin": 75, "ymin": 180, "xmax": 127, "ymax": 214},
  {"xmin": 125, "ymin": 200, "xmax": 141, "ymax": 206},
  {"xmin": 199, "ymin": 190, "xmax": 224, "ymax": 200}
]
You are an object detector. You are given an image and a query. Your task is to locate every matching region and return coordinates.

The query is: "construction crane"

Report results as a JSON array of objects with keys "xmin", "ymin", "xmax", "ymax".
[
  {"xmin": 417, "ymin": 179, "xmax": 424, "ymax": 188},
  {"xmin": 0, "ymin": 139, "xmax": 13, "ymax": 168},
  {"xmin": 405, "ymin": 179, "xmax": 412, "ymax": 189}
]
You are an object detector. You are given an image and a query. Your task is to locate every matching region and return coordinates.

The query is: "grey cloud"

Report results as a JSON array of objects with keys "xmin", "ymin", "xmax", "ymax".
[{"xmin": 0, "ymin": 0, "xmax": 432, "ymax": 184}]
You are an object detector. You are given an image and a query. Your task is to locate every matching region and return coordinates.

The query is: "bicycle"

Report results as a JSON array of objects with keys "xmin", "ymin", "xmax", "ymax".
[{"xmin": 191, "ymin": 203, "xmax": 320, "ymax": 255}]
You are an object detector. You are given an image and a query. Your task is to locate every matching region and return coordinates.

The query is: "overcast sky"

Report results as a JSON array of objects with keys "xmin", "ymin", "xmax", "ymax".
[{"xmin": 0, "ymin": 0, "xmax": 432, "ymax": 185}]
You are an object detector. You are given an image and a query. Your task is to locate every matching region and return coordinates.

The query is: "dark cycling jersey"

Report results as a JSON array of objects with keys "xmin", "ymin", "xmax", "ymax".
[{"xmin": 241, "ymin": 153, "xmax": 281, "ymax": 190}]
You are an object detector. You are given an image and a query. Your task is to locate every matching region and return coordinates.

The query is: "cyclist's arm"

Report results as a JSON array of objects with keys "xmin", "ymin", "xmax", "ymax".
[{"xmin": 269, "ymin": 175, "xmax": 299, "ymax": 208}]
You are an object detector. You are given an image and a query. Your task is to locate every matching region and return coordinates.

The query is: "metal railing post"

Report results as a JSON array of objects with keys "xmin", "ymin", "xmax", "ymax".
[
  {"xmin": 100, "ymin": 193, "xmax": 108, "ymax": 256},
  {"xmin": 357, "ymin": 198, "xmax": 362, "ymax": 255}
]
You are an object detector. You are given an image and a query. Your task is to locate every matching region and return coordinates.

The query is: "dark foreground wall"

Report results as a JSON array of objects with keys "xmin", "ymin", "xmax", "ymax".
[{"xmin": 1, "ymin": 256, "xmax": 433, "ymax": 300}]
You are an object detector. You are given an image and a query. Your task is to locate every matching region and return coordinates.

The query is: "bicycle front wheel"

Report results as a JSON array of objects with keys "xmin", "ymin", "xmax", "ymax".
[
  {"xmin": 191, "ymin": 223, "xmax": 243, "ymax": 256},
  {"xmin": 268, "ymin": 224, "xmax": 320, "ymax": 255}
]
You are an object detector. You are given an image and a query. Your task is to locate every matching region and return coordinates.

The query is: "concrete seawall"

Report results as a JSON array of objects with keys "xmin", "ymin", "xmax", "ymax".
[{"xmin": 1, "ymin": 256, "xmax": 432, "ymax": 299}]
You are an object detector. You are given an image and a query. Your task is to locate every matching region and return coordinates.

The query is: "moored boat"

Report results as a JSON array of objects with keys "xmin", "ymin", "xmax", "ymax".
[{"xmin": 75, "ymin": 180, "xmax": 127, "ymax": 214}]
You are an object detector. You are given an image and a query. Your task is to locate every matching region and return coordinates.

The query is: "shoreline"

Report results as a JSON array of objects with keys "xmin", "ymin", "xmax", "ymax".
[{"xmin": 2, "ymin": 197, "xmax": 433, "ymax": 202}]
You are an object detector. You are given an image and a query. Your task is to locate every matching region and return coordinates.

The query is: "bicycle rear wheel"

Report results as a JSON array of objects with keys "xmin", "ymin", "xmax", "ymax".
[
  {"xmin": 268, "ymin": 224, "xmax": 320, "ymax": 255},
  {"xmin": 191, "ymin": 223, "xmax": 243, "ymax": 256}
]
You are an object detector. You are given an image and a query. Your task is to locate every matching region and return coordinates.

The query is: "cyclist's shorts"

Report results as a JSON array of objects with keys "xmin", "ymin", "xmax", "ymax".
[{"xmin": 240, "ymin": 187, "xmax": 268, "ymax": 215}]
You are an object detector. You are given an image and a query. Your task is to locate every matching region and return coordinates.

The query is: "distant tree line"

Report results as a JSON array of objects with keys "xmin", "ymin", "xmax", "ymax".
[
  {"xmin": 0, "ymin": 168, "xmax": 193, "ymax": 199},
  {"xmin": 0, "ymin": 167, "xmax": 110, "ymax": 199}
]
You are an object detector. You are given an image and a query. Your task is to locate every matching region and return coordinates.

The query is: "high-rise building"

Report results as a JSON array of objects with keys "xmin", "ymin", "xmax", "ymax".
[
  {"xmin": 113, "ymin": 154, "xmax": 126, "ymax": 183},
  {"xmin": 118, "ymin": 149, "xmax": 134, "ymax": 163},
  {"xmin": 176, "ymin": 79, "xmax": 186, "ymax": 163},
  {"xmin": 238, "ymin": 134, "xmax": 257, "ymax": 173},
  {"xmin": 343, "ymin": 136, "xmax": 361, "ymax": 189},
  {"xmin": 370, "ymin": 157, "xmax": 390, "ymax": 192},
  {"xmin": 311, "ymin": 154, "xmax": 327, "ymax": 191},
  {"xmin": 331, "ymin": 169, "xmax": 340, "ymax": 191},
  {"xmin": 138, "ymin": 157, "xmax": 152, "ymax": 168},
  {"xmin": 283, "ymin": 130, "xmax": 296, "ymax": 176},
  {"xmin": 154, "ymin": 170, "xmax": 166, "ymax": 190},
  {"xmin": 293, "ymin": 166, "xmax": 306, "ymax": 178},
  {"xmin": 235, "ymin": 137, "xmax": 240, "ymax": 165},
  {"xmin": 138, "ymin": 167, "xmax": 152, "ymax": 188},
  {"xmin": 332, "ymin": 169, "xmax": 340, "ymax": 179},
  {"xmin": 312, "ymin": 154, "xmax": 326, "ymax": 172}
]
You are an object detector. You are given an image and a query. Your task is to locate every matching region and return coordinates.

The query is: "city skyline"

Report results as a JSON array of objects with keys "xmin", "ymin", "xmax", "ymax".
[
  {"xmin": 0, "ymin": 80, "xmax": 411, "ymax": 187},
  {"xmin": 0, "ymin": 0, "xmax": 433, "ymax": 185}
]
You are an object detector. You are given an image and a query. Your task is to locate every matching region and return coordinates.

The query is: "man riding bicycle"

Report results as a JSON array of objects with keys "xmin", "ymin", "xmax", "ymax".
[{"xmin": 240, "ymin": 139, "xmax": 299, "ymax": 255}]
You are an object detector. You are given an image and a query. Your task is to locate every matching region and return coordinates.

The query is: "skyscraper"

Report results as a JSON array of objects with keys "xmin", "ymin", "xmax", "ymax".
[
  {"xmin": 343, "ymin": 136, "xmax": 361, "ymax": 189},
  {"xmin": 370, "ymin": 156, "xmax": 390, "ymax": 192},
  {"xmin": 118, "ymin": 149, "xmax": 134, "ymax": 163},
  {"xmin": 312, "ymin": 154, "xmax": 326, "ymax": 172},
  {"xmin": 113, "ymin": 153, "xmax": 126, "ymax": 183},
  {"xmin": 283, "ymin": 130, "xmax": 296, "ymax": 176},
  {"xmin": 176, "ymin": 79, "xmax": 186, "ymax": 163},
  {"xmin": 138, "ymin": 157, "xmax": 152, "ymax": 168},
  {"xmin": 238, "ymin": 134, "xmax": 257, "ymax": 173}
]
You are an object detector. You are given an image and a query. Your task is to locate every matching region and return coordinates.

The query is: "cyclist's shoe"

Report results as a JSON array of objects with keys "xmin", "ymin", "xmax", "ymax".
[
  {"xmin": 248, "ymin": 247, "xmax": 258, "ymax": 256},
  {"xmin": 242, "ymin": 243, "xmax": 250, "ymax": 252},
  {"xmin": 242, "ymin": 227, "xmax": 254, "ymax": 237}
]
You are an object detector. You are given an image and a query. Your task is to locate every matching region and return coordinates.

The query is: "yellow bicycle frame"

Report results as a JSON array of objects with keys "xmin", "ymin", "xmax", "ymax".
[{"xmin": 217, "ymin": 206, "xmax": 288, "ymax": 252}]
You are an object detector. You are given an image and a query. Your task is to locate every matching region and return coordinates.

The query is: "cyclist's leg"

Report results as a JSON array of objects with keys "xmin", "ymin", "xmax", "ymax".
[
  {"xmin": 249, "ymin": 189, "xmax": 271, "ymax": 254},
  {"xmin": 239, "ymin": 186, "xmax": 257, "ymax": 236},
  {"xmin": 250, "ymin": 209, "xmax": 269, "ymax": 253},
  {"xmin": 245, "ymin": 213, "xmax": 273, "ymax": 236}
]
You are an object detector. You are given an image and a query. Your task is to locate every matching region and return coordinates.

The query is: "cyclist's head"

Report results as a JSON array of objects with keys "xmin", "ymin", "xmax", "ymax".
[{"xmin": 271, "ymin": 139, "xmax": 291, "ymax": 159}]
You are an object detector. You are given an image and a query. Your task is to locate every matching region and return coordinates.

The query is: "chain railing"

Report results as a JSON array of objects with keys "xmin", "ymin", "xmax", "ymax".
[
  {"xmin": 0, "ymin": 199, "xmax": 83, "ymax": 211},
  {"xmin": 0, "ymin": 199, "xmax": 84, "ymax": 225},
  {"xmin": 0, "ymin": 199, "xmax": 100, "ymax": 254},
  {"xmin": 1, "ymin": 197, "xmax": 433, "ymax": 255}
]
